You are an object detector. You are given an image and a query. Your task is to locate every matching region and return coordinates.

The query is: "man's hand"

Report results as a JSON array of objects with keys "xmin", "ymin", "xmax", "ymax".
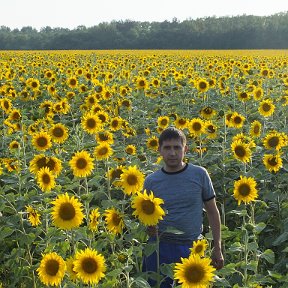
[{"xmin": 211, "ymin": 248, "xmax": 224, "ymax": 270}]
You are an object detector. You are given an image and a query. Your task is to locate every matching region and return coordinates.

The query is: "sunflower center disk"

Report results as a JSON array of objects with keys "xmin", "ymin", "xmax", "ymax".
[
  {"xmin": 76, "ymin": 158, "xmax": 88, "ymax": 169},
  {"xmin": 239, "ymin": 184, "xmax": 251, "ymax": 196},
  {"xmin": 141, "ymin": 200, "xmax": 155, "ymax": 215},
  {"xmin": 268, "ymin": 137, "xmax": 279, "ymax": 148},
  {"xmin": 37, "ymin": 137, "xmax": 48, "ymax": 147},
  {"xmin": 127, "ymin": 175, "xmax": 137, "ymax": 185},
  {"xmin": 59, "ymin": 203, "xmax": 76, "ymax": 220},
  {"xmin": 46, "ymin": 259, "xmax": 59, "ymax": 276},
  {"xmin": 42, "ymin": 173, "xmax": 51, "ymax": 184},
  {"xmin": 53, "ymin": 127, "xmax": 64, "ymax": 137},
  {"xmin": 185, "ymin": 265, "xmax": 205, "ymax": 283},
  {"xmin": 235, "ymin": 147, "xmax": 245, "ymax": 157},
  {"xmin": 82, "ymin": 258, "xmax": 98, "ymax": 274}
]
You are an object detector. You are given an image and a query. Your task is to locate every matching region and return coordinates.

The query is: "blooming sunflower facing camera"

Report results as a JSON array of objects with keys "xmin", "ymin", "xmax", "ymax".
[
  {"xmin": 51, "ymin": 193, "xmax": 84, "ymax": 230},
  {"xmin": 174, "ymin": 253, "xmax": 216, "ymax": 288},
  {"xmin": 131, "ymin": 189, "xmax": 165, "ymax": 226},
  {"xmin": 69, "ymin": 150, "xmax": 94, "ymax": 178},
  {"xmin": 190, "ymin": 238, "xmax": 209, "ymax": 257},
  {"xmin": 233, "ymin": 176, "xmax": 258, "ymax": 205},
  {"xmin": 37, "ymin": 252, "xmax": 66, "ymax": 287},
  {"xmin": 73, "ymin": 247, "xmax": 106, "ymax": 285}
]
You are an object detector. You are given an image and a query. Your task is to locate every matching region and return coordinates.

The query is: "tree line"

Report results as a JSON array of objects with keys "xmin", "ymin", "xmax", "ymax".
[{"xmin": 1, "ymin": 12, "xmax": 288, "ymax": 50}]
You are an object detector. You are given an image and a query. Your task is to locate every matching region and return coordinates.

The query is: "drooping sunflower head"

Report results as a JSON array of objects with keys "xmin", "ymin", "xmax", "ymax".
[
  {"xmin": 88, "ymin": 208, "xmax": 101, "ymax": 231},
  {"xmin": 9, "ymin": 140, "xmax": 20, "ymax": 150},
  {"xmin": 174, "ymin": 254, "xmax": 216, "ymax": 287},
  {"xmin": 95, "ymin": 130, "xmax": 114, "ymax": 145},
  {"xmin": 204, "ymin": 121, "xmax": 218, "ymax": 139},
  {"xmin": 26, "ymin": 205, "xmax": 41, "ymax": 227},
  {"xmin": 66, "ymin": 256, "xmax": 78, "ymax": 282},
  {"xmin": 131, "ymin": 189, "xmax": 165, "ymax": 226},
  {"xmin": 37, "ymin": 252, "xmax": 66, "ymax": 287},
  {"xmin": 69, "ymin": 150, "xmax": 94, "ymax": 178},
  {"xmin": 190, "ymin": 238, "xmax": 209, "ymax": 257},
  {"xmin": 120, "ymin": 165, "xmax": 145, "ymax": 195},
  {"xmin": 73, "ymin": 247, "xmax": 106, "ymax": 285},
  {"xmin": 200, "ymin": 106, "xmax": 217, "ymax": 119},
  {"xmin": 250, "ymin": 120, "xmax": 262, "ymax": 138},
  {"xmin": 104, "ymin": 208, "xmax": 124, "ymax": 234},
  {"xmin": 51, "ymin": 192, "xmax": 85, "ymax": 230},
  {"xmin": 174, "ymin": 117, "xmax": 188, "ymax": 129},
  {"xmin": 233, "ymin": 176, "xmax": 258, "ymax": 205}
]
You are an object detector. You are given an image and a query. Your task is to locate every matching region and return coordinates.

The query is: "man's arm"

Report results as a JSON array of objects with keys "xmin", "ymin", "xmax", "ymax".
[{"xmin": 204, "ymin": 198, "xmax": 224, "ymax": 270}]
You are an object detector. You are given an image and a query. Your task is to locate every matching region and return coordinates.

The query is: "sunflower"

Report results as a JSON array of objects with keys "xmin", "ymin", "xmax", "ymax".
[
  {"xmin": 229, "ymin": 112, "xmax": 245, "ymax": 128},
  {"xmin": 9, "ymin": 140, "xmax": 20, "ymax": 150},
  {"xmin": 26, "ymin": 78, "xmax": 40, "ymax": 91},
  {"xmin": 258, "ymin": 99, "xmax": 275, "ymax": 117},
  {"xmin": 95, "ymin": 130, "xmax": 114, "ymax": 145},
  {"xmin": 37, "ymin": 167, "xmax": 56, "ymax": 192},
  {"xmin": 120, "ymin": 165, "xmax": 145, "ymax": 195},
  {"xmin": 95, "ymin": 110, "xmax": 110, "ymax": 125},
  {"xmin": 49, "ymin": 123, "xmax": 69, "ymax": 144},
  {"xmin": 30, "ymin": 154, "xmax": 62, "ymax": 177},
  {"xmin": 66, "ymin": 256, "xmax": 78, "ymax": 281},
  {"xmin": 263, "ymin": 131, "xmax": 285, "ymax": 150},
  {"xmin": 0, "ymin": 97, "xmax": 12, "ymax": 113},
  {"xmin": 88, "ymin": 208, "xmax": 100, "ymax": 231},
  {"xmin": 253, "ymin": 87, "xmax": 264, "ymax": 101},
  {"xmin": 157, "ymin": 116, "xmax": 170, "ymax": 129},
  {"xmin": 125, "ymin": 144, "xmax": 137, "ymax": 155},
  {"xmin": 51, "ymin": 192, "xmax": 84, "ymax": 230},
  {"xmin": 110, "ymin": 116, "xmax": 123, "ymax": 131},
  {"xmin": 131, "ymin": 189, "xmax": 165, "ymax": 226},
  {"xmin": 204, "ymin": 121, "xmax": 218, "ymax": 139},
  {"xmin": 69, "ymin": 150, "xmax": 94, "ymax": 177},
  {"xmin": 190, "ymin": 239, "xmax": 208, "ymax": 257},
  {"xmin": 231, "ymin": 140, "xmax": 252, "ymax": 163},
  {"xmin": 67, "ymin": 76, "xmax": 78, "ymax": 88},
  {"xmin": 174, "ymin": 116, "xmax": 188, "ymax": 130},
  {"xmin": 263, "ymin": 153, "xmax": 283, "ymax": 173},
  {"xmin": 81, "ymin": 112, "xmax": 102, "ymax": 134},
  {"xmin": 199, "ymin": 106, "xmax": 217, "ymax": 119},
  {"xmin": 37, "ymin": 252, "xmax": 66, "ymax": 287},
  {"xmin": 237, "ymin": 91, "xmax": 251, "ymax": 102},
  {"xmin": 73, "ymin": 247, "xmax": 106, "ymax": 285},
  {"xmin": 31, "ymin": 131, "xmax": 52, "ymax": 151},
  {"xmin": 174, "ymin": 254, "xmax": 216, "ymax": 288},
  {"xmin": 250, "ymin": 120, "xmax": 262, "ymax": 138},
  {"xmin": 188, "ymin": 118, "xmax": 205, "ymax": 136},
  {"xmin": 107, "ymin": 165, "xmax": 125, "ymax": 183},
  {"xmin": 8, "ymin": 108, "xmax": 21, "ymax": 121},
  {"xmin": 136, "ymin": 77, "xmax": 148, "ymax": 90},
  {"xmin": 26, "ymin": 205, "xmax": 41, "ymax": 227},
  {"xmin": 196, "ymin": 78, "xmax": 210, "ymax": 93},
  {"xmin": 146, "ymin": 135, "xmax": 159, "ymax": 151},
  {"xmin": 233, "ymin": 176, "xmax": 258, "ymax": 205},
  {"xmin": 94, "ymin": 143, "xmax": 113, "ymax": 160},
  {"xmin": 104, "ymin": 208, "xmax": 125, "ymax": 234}
]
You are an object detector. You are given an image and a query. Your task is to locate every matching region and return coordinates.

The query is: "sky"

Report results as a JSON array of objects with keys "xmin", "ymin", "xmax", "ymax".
[{"xmin": 2, "ymin": 0, "xmax": 287, "ymax": 31}]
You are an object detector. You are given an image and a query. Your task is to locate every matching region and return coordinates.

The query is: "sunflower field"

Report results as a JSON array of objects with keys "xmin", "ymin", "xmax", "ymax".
[{"xmin": 0, "ymin": 50, "xmax": 287, "ymax": 288}]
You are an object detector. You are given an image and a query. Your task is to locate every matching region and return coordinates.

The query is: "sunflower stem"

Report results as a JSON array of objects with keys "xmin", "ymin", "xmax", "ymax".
[{"xmin": 156, "ymin": 230, "xmax": 161, "ymax": 288}]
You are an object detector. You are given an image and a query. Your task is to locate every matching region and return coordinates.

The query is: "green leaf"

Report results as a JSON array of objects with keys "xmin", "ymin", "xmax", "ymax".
[
  {"xmin": 0, "ymin": 226, "xmax": 14, "ymax": 240},
  {"xmin": 254, "ymin": 222, "xmax": 266, "ymax": 234},
  {"xmin": 272, "ymin": 231, "xmax": 288, "ymax": 246},
  {"xmin": 260, "ymin": 249, "xmax": 275, "ymax": 264}
]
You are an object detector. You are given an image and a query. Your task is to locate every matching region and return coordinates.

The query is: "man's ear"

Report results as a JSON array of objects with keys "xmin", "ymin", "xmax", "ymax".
[{"xmin": 184, "ymin": 145, "xmax": 188, "ymax": 152}]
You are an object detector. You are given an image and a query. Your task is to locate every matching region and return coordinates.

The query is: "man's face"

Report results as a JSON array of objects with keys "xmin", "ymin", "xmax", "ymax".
[{"xmin": 158, "ymin": 138, "xmax": 187, "ymax": 171}]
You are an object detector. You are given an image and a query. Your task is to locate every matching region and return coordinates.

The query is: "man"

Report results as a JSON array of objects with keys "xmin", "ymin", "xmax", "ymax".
[{"xmin": 142, "ymin": 126, "xmax": 224, "ymax": 287}]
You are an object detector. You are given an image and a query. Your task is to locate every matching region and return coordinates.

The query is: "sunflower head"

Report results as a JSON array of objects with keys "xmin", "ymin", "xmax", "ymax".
[
  {"xmin": 131, "ymin": 189, "xmax": 165, "ymax": 226},
  {"xmin": 233, "ymin": 176, "xmax": 258, "ymax": 205}
]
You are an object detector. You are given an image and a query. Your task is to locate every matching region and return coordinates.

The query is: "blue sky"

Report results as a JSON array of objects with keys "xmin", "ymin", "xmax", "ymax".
[{"xmin": 2, "ymin": 0, "xmax": 287, "ymax": 30}]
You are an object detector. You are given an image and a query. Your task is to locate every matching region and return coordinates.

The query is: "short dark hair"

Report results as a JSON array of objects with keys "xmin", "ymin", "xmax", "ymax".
[{"xmin": 158, "ymin": 127, "xmax": 187, "ymax": 147}]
